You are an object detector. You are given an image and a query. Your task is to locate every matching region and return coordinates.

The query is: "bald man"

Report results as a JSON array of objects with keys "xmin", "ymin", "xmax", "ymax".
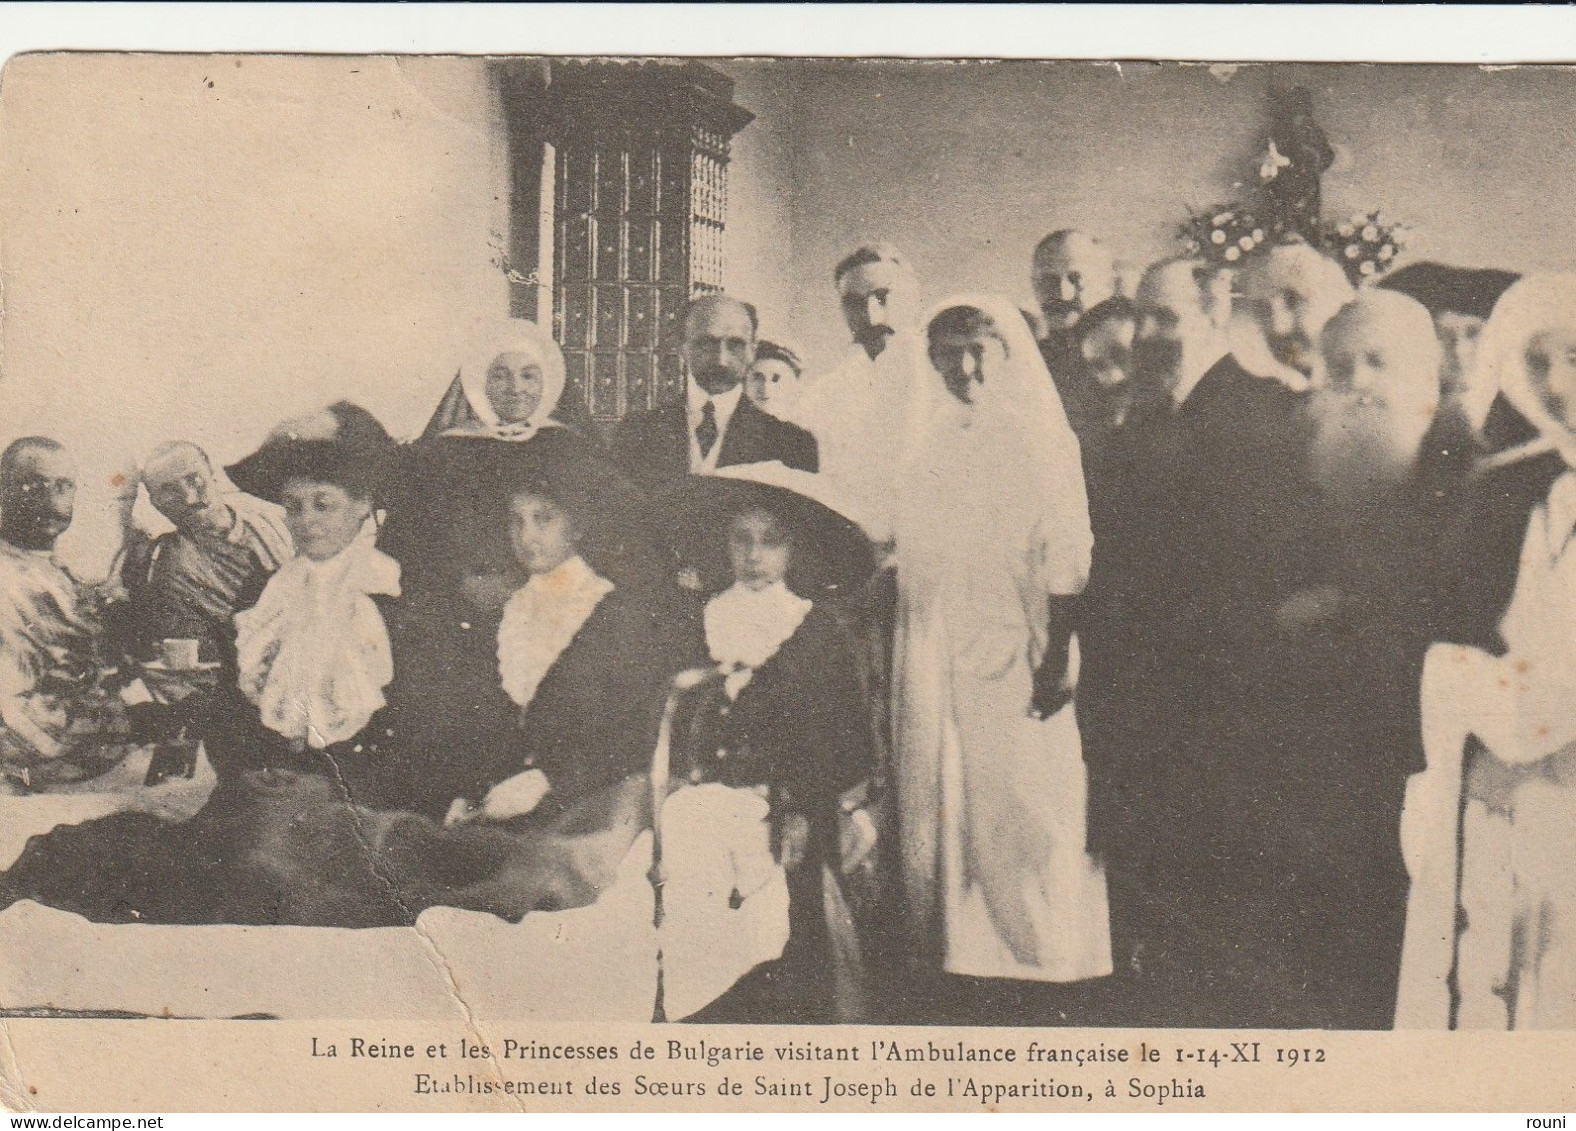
[
  {"xmin": 0, "ymin": 438, "xmax": 131, "ymax": 781},
  {"xmin": 1237, "ymin": 241, "xmax": 1355, "ymax": 388},
  {"xmin": 613, "ymin": 294, "xmax": 817, "ymax": 484},
  {"xmin": 113, "ymin": 440, "xmax": 291, "ymax": 668},
  {"xmin": 1031, "ymin": 230, "xmax": 1118, "ymax": 380},
  {"xmin": 1077, "ymin": 261, "xmax": 1318, "ymax": 1026}
]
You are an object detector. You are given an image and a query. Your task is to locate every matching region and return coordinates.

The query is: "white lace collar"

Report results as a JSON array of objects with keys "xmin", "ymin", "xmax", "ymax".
[
  {"xmin": 497, "ymin": 554, "xmax": 614, "ymax": 711},
  {"xmin": 234, "ymin": 528, "xmax": 400, "ymax": 749},
  {"xmin": 704, "ymin": 581, "xmax": 812, "ymax": 699}
]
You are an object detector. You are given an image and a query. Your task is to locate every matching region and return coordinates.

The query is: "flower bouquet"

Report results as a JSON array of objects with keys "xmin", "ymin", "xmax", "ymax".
[
  {"xmin": 1324, "ymin": 210, "xmax": 1404, "ymax": 286},
  {"xmin": 1178, "ymin": 204, "xmax": 1270, "ymax": 268}
]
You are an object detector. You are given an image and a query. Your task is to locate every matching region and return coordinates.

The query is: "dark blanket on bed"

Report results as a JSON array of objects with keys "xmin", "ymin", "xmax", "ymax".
[{"xmin": 0, "ymin": 769, "xmax": 649, "ymax": 928}]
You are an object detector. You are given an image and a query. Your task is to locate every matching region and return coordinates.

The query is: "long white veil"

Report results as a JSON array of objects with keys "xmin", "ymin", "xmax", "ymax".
[
  {"xmin": 897, "ymin": 292, "xmax": 1092, "ymax": 602},
  {"xmin": 891, "ymin": 293, "xmax": 1106, "ymax": 977}
]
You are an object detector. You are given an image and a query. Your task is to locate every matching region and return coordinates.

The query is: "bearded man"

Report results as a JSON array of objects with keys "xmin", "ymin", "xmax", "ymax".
[{"xmin": 1216, "ymin": 290, "xmax": 1460, "ymax": 1030}]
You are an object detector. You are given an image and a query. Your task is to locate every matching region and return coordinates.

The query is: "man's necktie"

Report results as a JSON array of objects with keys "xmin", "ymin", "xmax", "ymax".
[{"xmin": 696, "ymin": 400, "xmax": 719, "ymax": 459}]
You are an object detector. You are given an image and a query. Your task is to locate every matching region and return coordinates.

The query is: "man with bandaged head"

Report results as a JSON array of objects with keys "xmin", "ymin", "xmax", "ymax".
[
  {"xmin": 1237, "ymin": 240, "xmax": 1355, "ymax": 388},
  {"xmin": 114, "ymin": 441, "xmax": 291, "ymax": 668}
]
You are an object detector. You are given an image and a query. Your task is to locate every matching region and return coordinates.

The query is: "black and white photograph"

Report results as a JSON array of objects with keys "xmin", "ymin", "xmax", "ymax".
[{"xmin": 0, "ymin": 21, "xmax": 1575, "ymax": 1111}]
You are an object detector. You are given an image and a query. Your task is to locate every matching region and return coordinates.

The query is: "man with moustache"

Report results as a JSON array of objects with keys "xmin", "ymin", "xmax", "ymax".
[
  {"xmin": 794, "ymin": 244, "xmax": 926, "ymax": 543},
  {"xmin": 1031, "ymin": 230, "xmax": 1119, "ymax": 384},
  {"xmin": 0, "ymin": 438, "xmax": 132, "ymax": 784},
  {"xmin": 613, "ymin": 294, "xmax": 816, "ymax": 485},
  {"xmin": 1237, "ymin": 240, "xmax": 1354, "ymax": 391}
]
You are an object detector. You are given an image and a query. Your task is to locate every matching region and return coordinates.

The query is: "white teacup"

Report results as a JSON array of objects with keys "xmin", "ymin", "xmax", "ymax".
[{"xmin": 159, "ymin": 638, "xmax": 202, "ymax": 670}]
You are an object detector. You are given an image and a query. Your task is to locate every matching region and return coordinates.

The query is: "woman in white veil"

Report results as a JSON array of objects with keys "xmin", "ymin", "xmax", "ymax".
[{"xmin": 890, "ymin": 294, "xmax": 1111, "ymax": 1012}]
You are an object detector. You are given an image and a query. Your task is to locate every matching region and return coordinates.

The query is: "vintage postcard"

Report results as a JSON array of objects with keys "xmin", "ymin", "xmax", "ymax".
[{"xmin": 1, "ymin": 24, "xmax": 1575, "ymax": 1114}]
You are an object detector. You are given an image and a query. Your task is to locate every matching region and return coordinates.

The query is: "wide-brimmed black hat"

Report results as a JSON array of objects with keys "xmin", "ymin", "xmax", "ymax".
[
  {"xmin": 1378, "ymin": 262, "xmax": 1521, "ymax": 322},
  {"xmin": 495, "ymin": 438, "xmax": 663, "ymax": 585},
  {"xmin": 226, "ymin": 401, "xmax": 396, "ymax": 505},
  {"xmin": 660, "ymin": 462, "xmax": 877, "ymax": 597}
]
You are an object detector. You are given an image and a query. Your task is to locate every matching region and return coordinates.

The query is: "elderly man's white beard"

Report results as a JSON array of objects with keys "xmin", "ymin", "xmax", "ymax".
[{"xmin": 1309, "ymin": 397, "xmax": 1428, "ymax": 506}]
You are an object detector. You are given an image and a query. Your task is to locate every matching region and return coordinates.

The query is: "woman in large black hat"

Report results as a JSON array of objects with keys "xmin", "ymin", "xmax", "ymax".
[
  {"xmin": 212, "ymin": 402, "xmax": 403, "ymax": 799},
  {"xmin": 662, "ymin": 461, "xmax": 879, "ymax": 1023},
  {"xmin": 439, "ymin": 443, "xmax": 689, "ymax": 826}
]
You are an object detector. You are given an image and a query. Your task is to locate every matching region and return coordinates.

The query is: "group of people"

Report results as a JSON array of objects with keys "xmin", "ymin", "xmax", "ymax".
[{"xmin": 0, "ymin": 228, "xmax": 1571, "ymax": 1031}]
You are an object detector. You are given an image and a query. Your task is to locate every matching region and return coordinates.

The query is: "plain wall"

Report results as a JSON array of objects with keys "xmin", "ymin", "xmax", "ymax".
[
  {"xmin": 9, "ymin": 56, "xmax": 1576, "ymax": 572},
  {"xmin": 0, "ymin": 53, "xmax": 511, "ymax": 573},
  {"xmin": 723, "ymin": 60, "xmax": 1576, "ymax": 373}
]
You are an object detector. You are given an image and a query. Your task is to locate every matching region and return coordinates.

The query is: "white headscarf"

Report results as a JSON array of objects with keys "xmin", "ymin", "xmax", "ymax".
[
  {"xmin": 1478, "ymin": 274, "xmax": 1576, "ymax": 466},
  {"xmin": 443, "ymin": 318, "xmax": 569, "ymax": 442}
]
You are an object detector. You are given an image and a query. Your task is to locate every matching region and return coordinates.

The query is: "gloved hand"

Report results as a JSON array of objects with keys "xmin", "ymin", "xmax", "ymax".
[{"xmin": 479, "ymin": 768, "xmax": 551, "ymax": 822}]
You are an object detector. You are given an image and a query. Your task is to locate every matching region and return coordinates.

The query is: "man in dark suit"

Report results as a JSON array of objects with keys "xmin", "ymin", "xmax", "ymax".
[
  {"xmin": 1079, "ymin": 256, "xmax": 1307, "ymax": 1026},
  {"xmin": 613, "ymin": 294, "xmax": 817, "ymax": 485}
]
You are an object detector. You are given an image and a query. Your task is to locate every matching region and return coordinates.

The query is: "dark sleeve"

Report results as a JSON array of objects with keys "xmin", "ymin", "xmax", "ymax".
[
  {"xmin": 753, "ymin": 607, "xmax": 871, "ymax": 813},
  {"xmin": 784, "ymin": 420, "xmax": 819, "ymax": 473},
  {"xmin": 375, "ymin": 443, "xmax": 431, "ymax": 577},
  {"xmin": 104, "ymin": 536, "xmax": 159, "ymax": 657},
  {"xmin": 118, "ymin": 535, "xmax": 157, "ymax": 600},
  {"xmin": 1432, "ymin": 467, "xmax": 1549, "ymax": 656},
  {"xmin": 519, "ymin": 593, "xmax": 684, "ymax": 803},
  {"xmin": 1031, "ymin": 593, "xmax": 1078, "ymax": 717}
]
